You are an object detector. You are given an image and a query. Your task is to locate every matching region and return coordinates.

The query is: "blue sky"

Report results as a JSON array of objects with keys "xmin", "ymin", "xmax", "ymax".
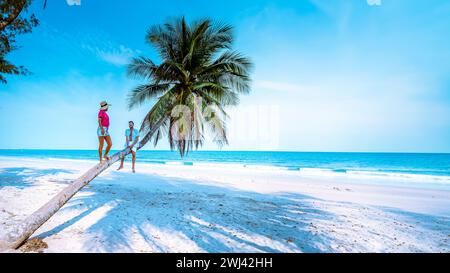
[{"xmin": 1, "ymin": 0, "xmax": 450, "ymax": 152}]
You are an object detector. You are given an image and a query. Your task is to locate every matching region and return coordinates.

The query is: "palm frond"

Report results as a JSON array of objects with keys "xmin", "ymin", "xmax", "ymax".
[
  {"xmin": 129, "ymin": 17, "xmax": 253, "ymax": 157},
  {"xmin": 128, "ymin": 83, "xmax": 171, "ymax": 109}
]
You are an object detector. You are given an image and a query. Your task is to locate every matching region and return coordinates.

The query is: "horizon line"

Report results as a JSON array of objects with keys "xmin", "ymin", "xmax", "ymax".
[{"xmin": 0, "ymin": 148, "xmax": 449, "ymax": 155}]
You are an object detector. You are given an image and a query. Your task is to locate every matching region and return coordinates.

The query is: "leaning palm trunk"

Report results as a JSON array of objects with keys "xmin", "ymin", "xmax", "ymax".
[
  {"xmin": 0, "ymin": 147, "xmax": 132, "ymax": 251},
  {"xmin": 0, "ymin": 117, "xmax": 164, "ymax": 251}
]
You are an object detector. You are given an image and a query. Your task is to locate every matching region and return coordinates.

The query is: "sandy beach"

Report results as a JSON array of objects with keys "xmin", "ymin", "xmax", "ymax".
[{"xmin": 0, "ymin": 156, "xmax": 449, "ymax": 253}]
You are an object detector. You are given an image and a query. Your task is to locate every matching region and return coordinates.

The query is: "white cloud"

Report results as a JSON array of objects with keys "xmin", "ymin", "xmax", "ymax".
[
  {"xmin": 39, "ymin": 25, "xmax": 140, "ymax": 66},
  {"xmin": 66, "ymin": 0, "xmax": 81, "ymax": 6},
  {"xmin": 367, "ymin": 0, "xmax": 381, "ymax": 6},
  {"xmin": 96, "ymin": 45, "xmax": 140, "ymax": 66},
  {"xmin": 254, "ymin": 81, "xmax": 312, "ymax": 93}
]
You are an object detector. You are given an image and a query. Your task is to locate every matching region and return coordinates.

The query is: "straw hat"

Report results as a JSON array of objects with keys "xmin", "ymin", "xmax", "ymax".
[{"xmin": 99, "ymin": 101, "xmax": 111, "ymax": 110}]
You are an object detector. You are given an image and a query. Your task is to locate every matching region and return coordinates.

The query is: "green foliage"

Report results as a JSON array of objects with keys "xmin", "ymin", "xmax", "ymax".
[
  {"xmin": 128, "ymin": 17, "xmax": 253, "ymax": 157},
  {"xmin": 0, "ymin": 0, "xmax": 39, "ymax": 83}
]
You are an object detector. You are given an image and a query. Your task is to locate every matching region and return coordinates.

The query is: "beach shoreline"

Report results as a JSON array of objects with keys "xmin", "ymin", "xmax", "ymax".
[{"xmin": 0, "ymin": 156, "xmax": 449, "ymax": 253}]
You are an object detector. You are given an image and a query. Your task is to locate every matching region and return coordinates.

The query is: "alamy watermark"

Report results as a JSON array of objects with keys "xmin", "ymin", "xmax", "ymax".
[{"xmin": 168, "ymin": 96, "xmax": 280, "ymax": 150}]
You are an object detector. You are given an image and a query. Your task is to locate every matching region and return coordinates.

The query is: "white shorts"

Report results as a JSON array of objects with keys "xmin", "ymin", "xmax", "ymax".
[{"xmin": 124, "ymin": 144, "xmax": 138, "ymax": 152}]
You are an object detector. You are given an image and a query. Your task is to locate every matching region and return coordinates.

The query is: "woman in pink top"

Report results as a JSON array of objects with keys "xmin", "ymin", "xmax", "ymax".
[{"xmin": 97, "ymin": 101, "xmax": 113, "ymax": 162}]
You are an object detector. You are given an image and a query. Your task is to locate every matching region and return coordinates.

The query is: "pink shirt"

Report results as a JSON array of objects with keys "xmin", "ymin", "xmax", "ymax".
[{"xmin": 98, "ymin": 110, "xmax": 110, "ymax": 127}]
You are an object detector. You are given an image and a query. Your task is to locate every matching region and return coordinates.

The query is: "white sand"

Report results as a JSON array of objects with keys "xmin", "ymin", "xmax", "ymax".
[{"xmin": 0, "ymin": 156, "xmax": 449, "ymax": 253}]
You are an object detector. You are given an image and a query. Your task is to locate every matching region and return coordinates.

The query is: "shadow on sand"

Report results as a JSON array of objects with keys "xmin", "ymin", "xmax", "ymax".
[
  {"xmin": 35, "ymin": 170, "xmax": 450, "ymax": 252},
  {"xmin": 37, "ymin": 171, "xmax": 342, "ymax": 252},
  {"xmin": 0, "ymin": 167, "xmax": 74, "ymax": 189}
]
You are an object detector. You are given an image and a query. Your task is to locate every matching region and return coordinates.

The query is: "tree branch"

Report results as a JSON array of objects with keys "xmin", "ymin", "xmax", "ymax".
[{"xmin": 0, "ymin": 0, "xmax": 27, "ymax": 32}]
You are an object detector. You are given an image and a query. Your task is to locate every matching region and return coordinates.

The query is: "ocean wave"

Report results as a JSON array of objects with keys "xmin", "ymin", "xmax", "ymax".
[
  {"xmin": 193, "ymin": 162, "xmax": 295, "ymax": 171},
  {"xmin": 147, "ymin": 160, "xmax": 450, "ymax": 183},
  {"xmin": 345, "ymin": 170, "xmax": 450, "ymax": 182},
  {"xmin": 164, "ymin": 161, "xmax": 194, "ymax": 166},
  {"xmin": 243, "ymin": 164, "xmax": 292, "ymax": 171},
  {"xmin": 191, "ymin": 162, "xmax": 246, "ymax": 169},
  {"xmin": 298, "ymin": 167, "xmax": 450, "ymax": 183}
]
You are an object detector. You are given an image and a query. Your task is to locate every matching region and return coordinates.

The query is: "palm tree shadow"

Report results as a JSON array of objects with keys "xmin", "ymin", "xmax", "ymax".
[
  {"xmin": 0, "ymin": 167, "xmax": 74, "ymax": 189},
  {"xmin": 36, "ymin": 171, "xmax": 450, "ymax": 252},
  {"xmin": 36, "ymin": 171, "xmax": 346, "ymax": 252}
]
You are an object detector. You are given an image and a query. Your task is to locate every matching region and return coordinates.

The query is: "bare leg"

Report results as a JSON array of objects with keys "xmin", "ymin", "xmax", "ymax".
[
  {"xmin": 104, "ymin": 135, "xmax": 112, "ymax": 160},
  {"xmin": 98, "ymin": 136, "xmax": 104, "ymax": 163},
  {"xmin": 131, "ymin": 150, "xmax": 136, "ymax": 173},
  {"xmin": 117, "ymin": 156, "xmax": 124, "ymax": 170}
]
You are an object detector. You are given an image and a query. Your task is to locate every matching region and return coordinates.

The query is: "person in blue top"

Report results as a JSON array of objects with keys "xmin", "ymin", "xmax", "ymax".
[{"xmin": 117, "ymin": 121, "xmax": 140, "ymax": 173}]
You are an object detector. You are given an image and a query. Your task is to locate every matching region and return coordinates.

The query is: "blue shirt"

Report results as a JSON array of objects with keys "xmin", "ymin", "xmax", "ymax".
[{"xmin": 125, "ymin": 128, "xmax": 139, "ymax": 143}]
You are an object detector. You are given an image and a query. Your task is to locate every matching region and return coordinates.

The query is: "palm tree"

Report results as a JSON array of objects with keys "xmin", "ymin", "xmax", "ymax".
[
  {"xmin": 0, "ymin": 17, "xmax": 252, "ymax": 250},
  {"xmin": 128, "ymin": 17, "xmax": 252, "ymax": 156}
]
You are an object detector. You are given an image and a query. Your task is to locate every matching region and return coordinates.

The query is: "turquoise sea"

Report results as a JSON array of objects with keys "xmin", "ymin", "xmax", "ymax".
[{"xmin": 1, "ymin": 150, "xmax": 449, "ymax": 183}]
